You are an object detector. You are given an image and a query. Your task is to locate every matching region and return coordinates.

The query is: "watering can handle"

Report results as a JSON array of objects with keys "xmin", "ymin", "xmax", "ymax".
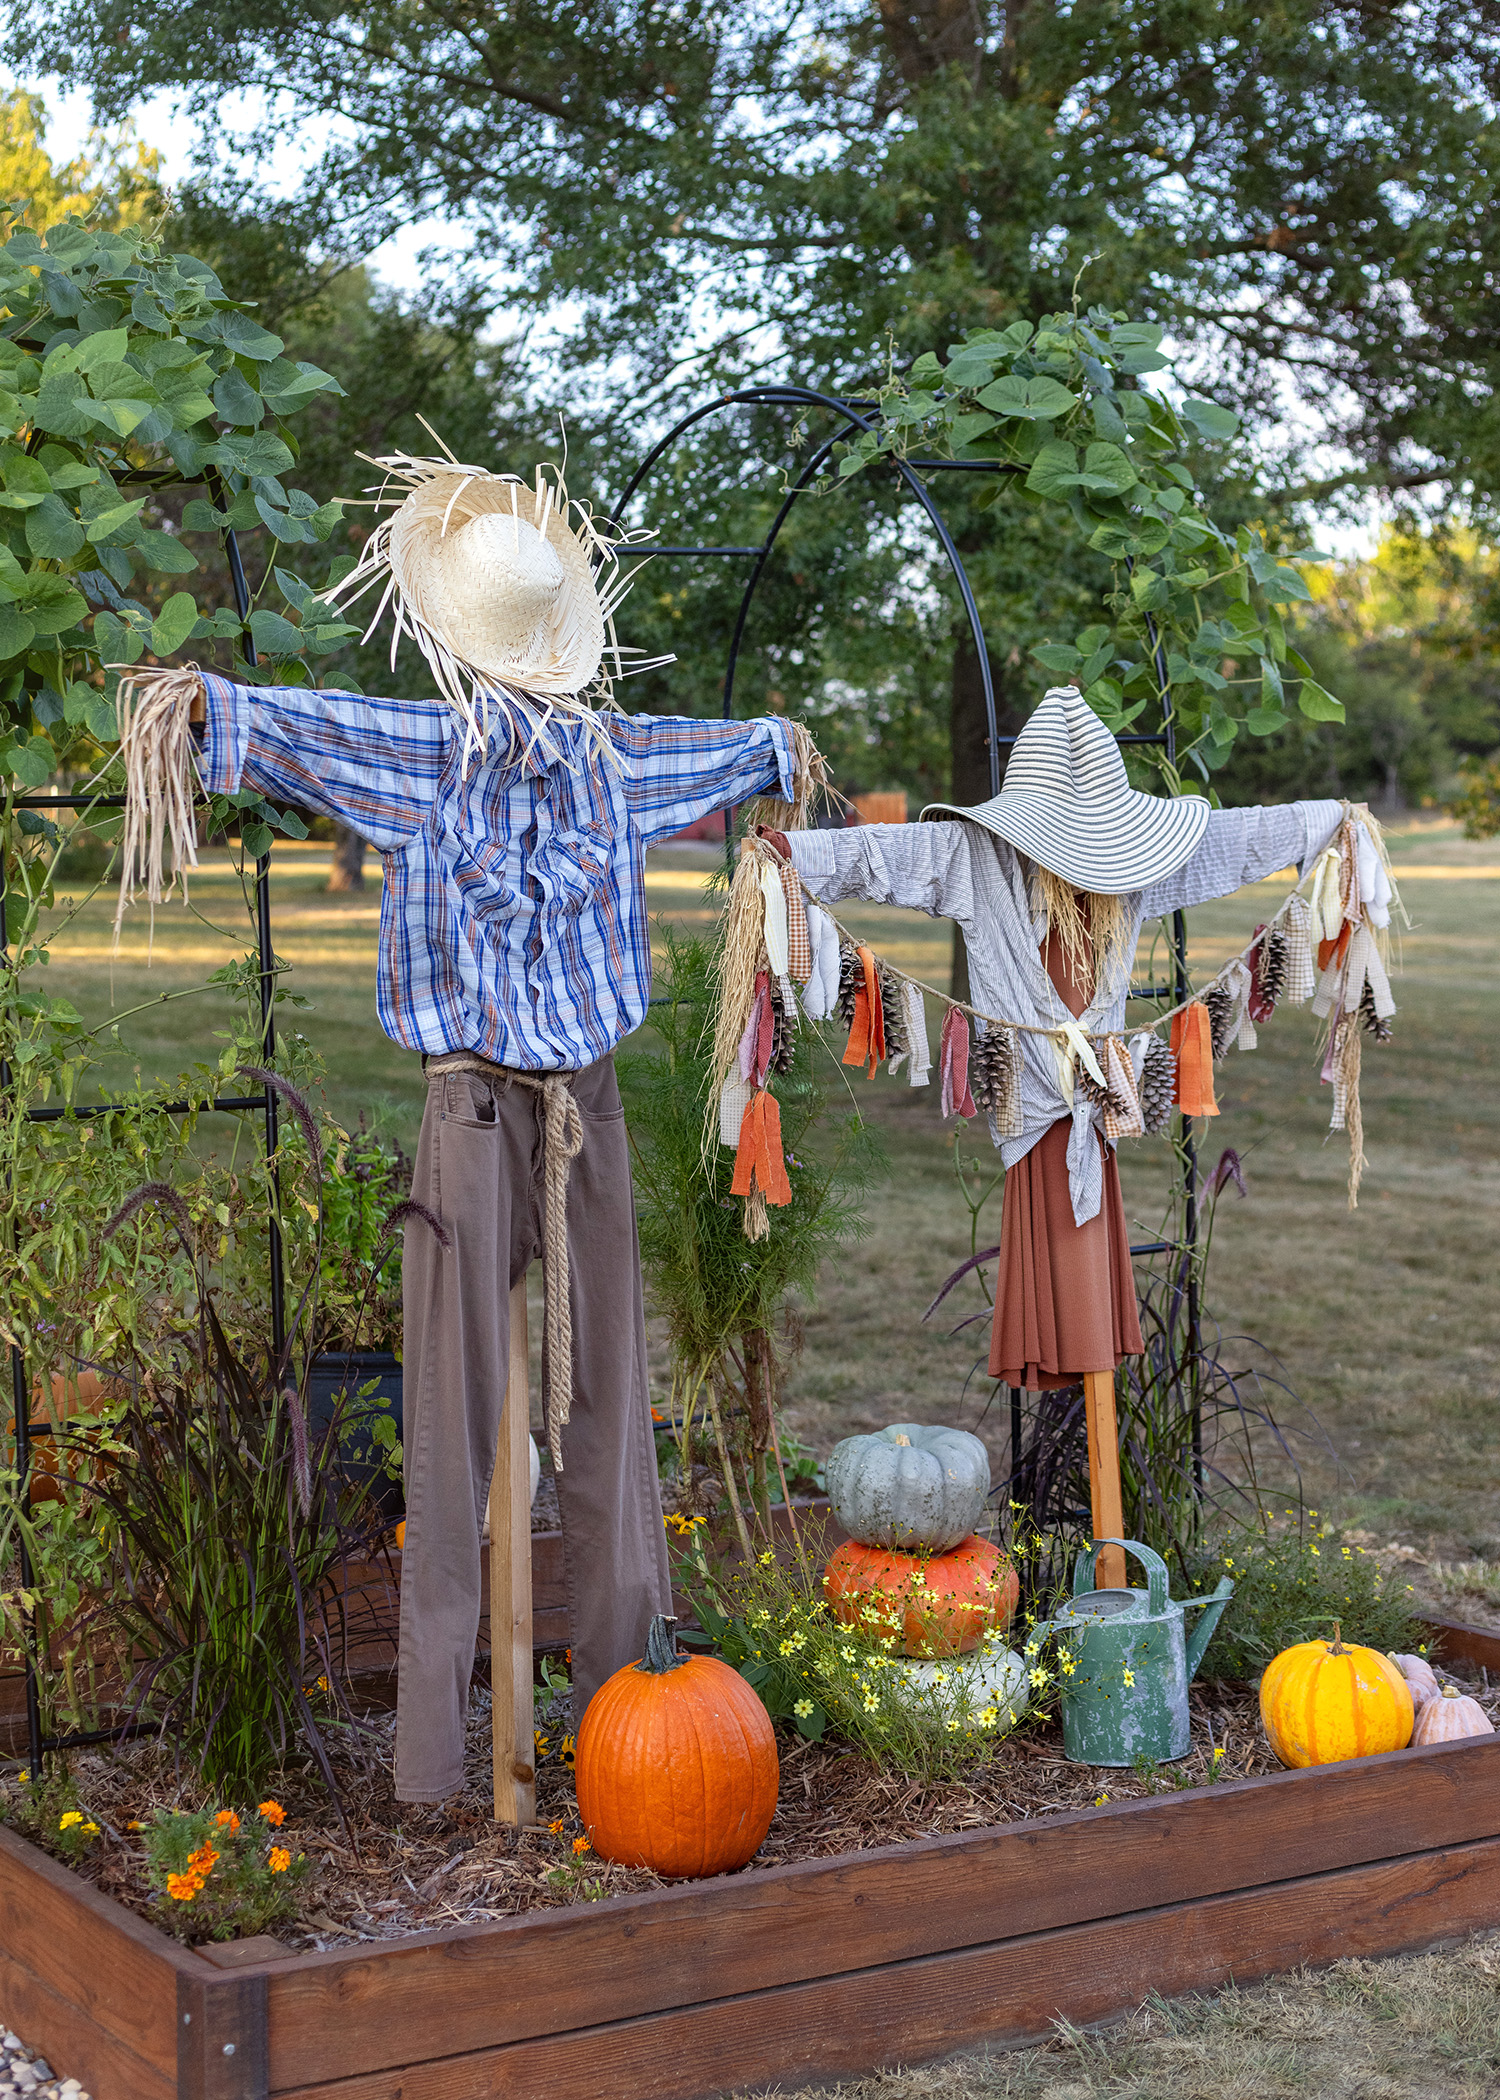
[{"xmin": 1074, "ymin": 1537, "xmax": 1169, "ymax": 1615}]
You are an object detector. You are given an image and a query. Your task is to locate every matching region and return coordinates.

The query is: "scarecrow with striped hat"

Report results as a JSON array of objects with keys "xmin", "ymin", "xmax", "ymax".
[{"xmin": 111, "ymin": 437, "xmax": 826, "ymax": 1806}]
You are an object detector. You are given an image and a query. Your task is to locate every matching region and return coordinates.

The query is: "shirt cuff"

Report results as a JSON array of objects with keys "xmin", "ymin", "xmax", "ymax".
[
  {"xmin": 197, "ymin": 672, "xmax": 253, "ymax": 795},
  {"xmin": 786, "ymin": 830, "xmax": 836, "ymax": 879},
  {"xmin": 767, "ymin": 715, "xmax": 799, "ymax": 804}
]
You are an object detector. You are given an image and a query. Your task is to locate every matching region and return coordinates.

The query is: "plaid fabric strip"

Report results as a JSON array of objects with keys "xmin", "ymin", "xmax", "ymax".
[{"xmin": 200, "ymin": 675, "xmax": 796, "ymax": 1069}]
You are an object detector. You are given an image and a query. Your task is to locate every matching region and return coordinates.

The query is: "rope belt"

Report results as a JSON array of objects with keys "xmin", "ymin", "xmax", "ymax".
[{"xmin": 426, "ymin": 1051, "xmax": 584, "ymax": 1470}]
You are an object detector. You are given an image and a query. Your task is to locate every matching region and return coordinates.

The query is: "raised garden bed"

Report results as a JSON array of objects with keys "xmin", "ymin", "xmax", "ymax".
[{"xmin": 1, "ymin": 1618, "xmax": 1496, "ymax": 2100}]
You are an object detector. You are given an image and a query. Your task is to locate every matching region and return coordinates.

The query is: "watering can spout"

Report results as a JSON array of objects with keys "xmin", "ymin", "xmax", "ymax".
[{"xmin": 1184, "ymin": 1575, "xmax": 1234, "ymax": 1681}]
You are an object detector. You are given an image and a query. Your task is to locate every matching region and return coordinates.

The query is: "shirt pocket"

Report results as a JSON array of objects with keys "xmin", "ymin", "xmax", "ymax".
[{"xmin": 527, "ymin": 816, "xmax": 615, "ymax": 916}]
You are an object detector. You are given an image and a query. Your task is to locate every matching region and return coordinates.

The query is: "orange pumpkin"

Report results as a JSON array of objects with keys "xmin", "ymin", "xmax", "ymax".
[
  {"xmin": 1260, "ymin": 1624, "xmax": 1414, "ymax": 1768},
  {"xmin": 575, "ymin": 1616, "xmax": 779, "ymax": 1878},
  {"xmin": 822, "ymin": 1534, "xmax": 1019, "ymax": 1658}
]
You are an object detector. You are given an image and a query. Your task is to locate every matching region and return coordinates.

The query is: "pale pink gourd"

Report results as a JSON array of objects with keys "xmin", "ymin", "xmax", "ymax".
[
  {"xmin": 1411, "ymin": 1683, "xmax": 1494, "ymax": 1747},
  {"xmin": 1389, "ymin": 1651, "xmax": 1440, "ymax": 1707}
]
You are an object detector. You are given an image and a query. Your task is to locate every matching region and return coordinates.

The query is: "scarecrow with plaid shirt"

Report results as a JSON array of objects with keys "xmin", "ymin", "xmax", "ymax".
[{"xmin": 113, "ymin": 445, "xmax": 824, "ymax": 1805}]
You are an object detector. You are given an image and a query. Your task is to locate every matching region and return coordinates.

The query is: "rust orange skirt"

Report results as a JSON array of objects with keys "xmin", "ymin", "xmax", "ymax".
[{"xmin": 988, "ymin": 1118, "xmax": 1143, "ymax": 1390}]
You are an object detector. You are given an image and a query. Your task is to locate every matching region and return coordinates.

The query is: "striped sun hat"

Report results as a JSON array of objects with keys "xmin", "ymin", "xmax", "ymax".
[{"xmin": 921, "ymin": 685, "xmax": 1210, "ymax": 894}]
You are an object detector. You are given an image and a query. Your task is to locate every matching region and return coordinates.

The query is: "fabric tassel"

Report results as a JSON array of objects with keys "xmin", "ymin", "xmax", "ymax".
[
  {"xmin": 760, "ymin": 860, "xmax": 789, "ymax": 978},
  {"xmin": 841, "ymin": 946, "xmax": 886, "ymax": 1077},
  {"xmin": 1101, "ymin": 1037, "xmax": 1145, "ymax": 1139},
  {"xmin": 710, "ymin": 843, "xmax": 772, "ymax": 1122},
  {"xmin": 1222, "ymin": 958, "xmax": 1258, "ymax": 1052},
  {"xmin": 902, "ymin": 982, "xmax": 931, "ymax": 1087},
  {"xmin": 803, "ymin": 904, "xmax": 841, "ymax": 1019},
  {"xmin": 718, "ymin": 1075, "xmax": 752, "ymax": 1148},
  {"xmin": 1281, "ymin": 895, "xmax": 1317, "ymax": 1005},
  {"xmin": 1325, "ymin": 1011, "xmax": 1366, "ymax": 1210},
  {"xmin": 779, "ymin": 861, "xmax": 812, "ymax": 984},
  {"xmin": 1136, "ymin": 1035, "xmax": 1178, "ymax": 1135},
  {"xmin": 939, "ymin": 1008, "xmax": 977, "ymax": 1119},
  {"xmin": 730, "ymin": 1087, "xmax": 793, "ymax": 1232},
  {"xmin": 1170, "ymin": 1002, "xmax": 1219, "ymax": 1118}
]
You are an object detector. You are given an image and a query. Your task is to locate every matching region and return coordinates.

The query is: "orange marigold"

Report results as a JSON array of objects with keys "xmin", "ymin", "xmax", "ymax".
[
  {"xmin": 215, "ymin": 1809, "xmax": 240, "ymax": 1832},
  {"xmin": 268, "ymin": 1847, "xmax": 291, "ymax": 1873},
  {"xmin": 166, "ymin": 1873, "xmax": 201, "ymax": 1902},
  {"xmin": 187, "ymin": 1843, "xmax": 220, "ymax": 1875},
  {"xmin": 257, "ymin": 1800, "xmax": 286, "ymax": 1827},
  {"xmin": 572, "ymin": 1836, "xmax": 590, "ymax": 1856}
]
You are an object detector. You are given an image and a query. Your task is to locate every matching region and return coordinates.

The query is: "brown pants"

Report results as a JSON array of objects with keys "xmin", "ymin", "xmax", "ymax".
[{"xmin": 395, "ymin": 1053, "xmax": 671, "ymax": 1803}]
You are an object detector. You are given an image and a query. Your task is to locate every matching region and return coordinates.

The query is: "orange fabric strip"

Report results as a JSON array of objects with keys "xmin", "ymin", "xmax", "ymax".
[
  {"xmin": 1170, "ymin": 1002, "xmax": 1219, "ymax": 1118},
  {"xmin": 859, "ymin": 945, "xmax": 884, "ymax": 1073},
  {"xmin": 755, "ymin": 1088, "xmax": 793, "ymax": 1205},
  {"xmin": 1317, "ymin": 922, "xmax": 1352, "ymax": 973},
  {"xmin": 729, "ymin": 1091, "xmax": 763, "ymax": 1197},
  {"xmin": 843, "ymin": 983, "xmax": 872, "ymax": 1069}
]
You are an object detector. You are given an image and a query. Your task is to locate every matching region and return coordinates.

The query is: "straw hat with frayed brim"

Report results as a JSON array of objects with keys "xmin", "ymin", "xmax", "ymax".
[
  {"xmin": 329, "ymin": 422, "xmax": 669, "ymax": 765},
  {"xmin": 921, "ymin": 685, "xmax": 1210, "ymax": 894}
]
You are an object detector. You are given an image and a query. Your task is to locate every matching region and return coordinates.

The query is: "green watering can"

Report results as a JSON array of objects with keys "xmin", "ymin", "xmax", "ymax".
[{"xmin": 1039, "ymin": 1538, "xmax": 1234, "ymax": 1767}]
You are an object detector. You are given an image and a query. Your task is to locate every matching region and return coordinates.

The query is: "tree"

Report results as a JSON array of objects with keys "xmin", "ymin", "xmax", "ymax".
[
  {"xmin": 19, "ymin": 0, "xmax": 1496, "ymax": 836},
  {"xmin": 0, "ymin": 86, "xmax": 163, "ymax": 232}
]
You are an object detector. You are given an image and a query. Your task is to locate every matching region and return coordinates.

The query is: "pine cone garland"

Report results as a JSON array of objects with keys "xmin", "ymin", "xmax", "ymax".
[
  {"xmin": 1358, "ymin": 976, "xmax": 1392, "ymax": 1043},
  {"xmin": 835, "ymin": 944, "xmax": 860, "ymax": 1027},
  {"xmin": 1138, "ymin": 1037, "xmax": 1177, "ymax": 1135},
  {"xmin": 1202, "ymin": 981, "xmax": 1236, "ymax": 1060}
]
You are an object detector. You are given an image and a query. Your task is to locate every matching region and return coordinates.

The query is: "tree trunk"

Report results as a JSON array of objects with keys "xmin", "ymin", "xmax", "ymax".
[
  {"xmin": 948, "ymin": 623, "xmax": 1027, "ymax": 999},
  {"xmin": 328, "ymin": 823, "xmax": 367, "ymax": 892}
]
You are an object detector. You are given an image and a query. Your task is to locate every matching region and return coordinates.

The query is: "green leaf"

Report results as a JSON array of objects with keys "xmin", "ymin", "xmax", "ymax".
[
  {"xmin": 31, "ymin": 368, "xmax": 95, "ymax": 440},
  {"xmin": 1179, "ymin": 398, "xmax": 1241, "ymax": 442},
  {"xmin": 1024, "ymin": 440, "xmax": 1081, "ymax": 498},
  {"xmin": 947, "ymin": 411, "xmax": 998, "ymax": 449},
  {"xmin": 151, "ymin": 592, "xmax": 200, "ymax": 657},
  {"xmin": 1261, "ymin": 565, "xmax": 1312, "ymax": 605},
  {"xmin": 93, "ymin": 609, "xmax": 144, "ymax": 666},
  {"xmin": 239, "ymin": 820, "xmax": 273, "ymax": 858},
  {"xmin": 153, "ymin": 364, "xmax": 217, "ymax": 430},
  {"xmin": 212, "ymin": 366, "xmax": 264, "ymax": 427},
  {"xmin": 73, "ymin": 392, "xmax": 155, "ymax": 439},
  {"xmin": 132, "ymin": 527, "xmax": 199, "ymax": 575},
  {"xmin": 22, "ymin": 575, "xmax": 88, "ymax": 633},
  {"xmin": 907, "ymin": 351, "xmax": 943, "ymax": 384},
  {"xmin": 1080, "ymin": 441, "xmax": 1136, "ymax": 494},
  {"xmin": 1246, "ymin": 707, "xmax": 1289, "ymax": 736},
  {"xmin": 5, "ymin": 733, "xmax": 54, "ymax": 786},
  {"xmin": 253, "ymin": 495, "xmax": 311, "ymax": 543},
  {"xmin": 1031, "ymin": 642, "xmax": 1081, "ymax": 675},
  {"xmin": 976, "ymin": 374, "xmax": 1079, "ymax": 421},
  {"xmin": 72, "ymin": 328, "xmax": 129, "ymax": 373},
  {"xmin": 1297, "ymin": 680, "xmax": 1346, "ymax": 724},
  {"xmin": 0, "ymin": 605, "xmax": 36, "ymax": 657},
  {"xmin": 247, "ymin": 608, "xmax": 304, "ymax": 655},
  {"xmin": 83, "ymin": 497, "xmax": 147, "ymax": 545},
  {"xmin": 218, "ymin": 312, "xmax": 285, "ymax": 361},
  {"xmin": 25, "ymin": 494, "xmax": 86, "ymax": 561},
  {"xmin": 2, "ymin": 451, "xmax": 53, "ymax": 499}
]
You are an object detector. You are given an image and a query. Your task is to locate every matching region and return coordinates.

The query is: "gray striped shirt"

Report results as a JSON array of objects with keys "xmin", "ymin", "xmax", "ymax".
[{"xmin": 786, "ymin": 801, "xmax": 1344, "ymax": 1225}]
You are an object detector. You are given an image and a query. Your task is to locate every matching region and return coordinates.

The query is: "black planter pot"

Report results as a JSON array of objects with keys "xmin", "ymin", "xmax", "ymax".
[{"xmin": 308, "ymin": 1351, "xmax": 404, "ymax": 1520}]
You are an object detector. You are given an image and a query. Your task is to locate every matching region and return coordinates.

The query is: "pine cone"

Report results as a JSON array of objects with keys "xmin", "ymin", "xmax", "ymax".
[
  {"xmin": 1139, "ymin": 1037, "xmax": 1177, "ymax": 1135},
  {"xmin": 1202, "ymin": 982, "xmax": 1236, "ymax": 1060},
  {"xmin": 835, "ymin": 944, "xmax": 860, "ymax": 1027},
  {"xmin": 768, "ymin": 977, "xmax": 798, "ymax": 1074},
  {"xmin": 1358, "ymin": 977, "xmax": 1392, "ymax": 1044},
  {"xmin": 878, "ymin": 966, "xmax": 907, "ymax": 1060},
  {"xmin": 1075, "ymin": 1053, "xmax": 1128, "ymax": 1121},
  {"xmin": 969, "ymin": 1024, "xmax": 1019, "ymax": 1123},
  {"xmin": 1258, "ymin": 927, "xmax": 1288, "ymax": 1009}
]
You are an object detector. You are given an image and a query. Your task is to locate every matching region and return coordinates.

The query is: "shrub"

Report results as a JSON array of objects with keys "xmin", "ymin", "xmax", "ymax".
[{"xmin": 1186, "ymin": 1514, "xmax": 1423, "ymax": 1680}]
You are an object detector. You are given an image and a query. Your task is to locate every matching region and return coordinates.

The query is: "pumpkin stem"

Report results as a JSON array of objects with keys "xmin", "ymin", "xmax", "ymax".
[
  {"xmin": 638, "ymin": 1614, "xmax": 689, "ymax": 1675},
  {"xmin": 1328, "ymin": 1619, "xmax": 1345, "ymax": 1654}
]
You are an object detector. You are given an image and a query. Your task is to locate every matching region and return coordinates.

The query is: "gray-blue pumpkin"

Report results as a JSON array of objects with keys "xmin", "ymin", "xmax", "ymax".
[{"xmin": 826, "ymin": 1423, "xmax": 990, "ymax": 1551}]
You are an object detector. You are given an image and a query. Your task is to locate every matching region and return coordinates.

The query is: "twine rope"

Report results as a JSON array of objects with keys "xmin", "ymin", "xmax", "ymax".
[{"xmin": 428, "ymin": 1053, "xmax": 584, "ymax": 1470}]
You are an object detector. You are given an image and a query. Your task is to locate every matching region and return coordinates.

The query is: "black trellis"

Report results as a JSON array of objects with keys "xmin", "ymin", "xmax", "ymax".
[
  {"xmin": 6, "ymin": 525, "xmax": 284, "ymax": 1776},
  {"xmin": 613, "ymin": 384, "xmax": 1202, "ymax": 1505}
]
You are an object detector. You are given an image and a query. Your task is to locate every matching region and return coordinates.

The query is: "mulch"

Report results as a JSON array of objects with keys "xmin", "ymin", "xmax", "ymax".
[{"xmin": 10, "ymin": 1658, "xmax": 1496, "ymax": 1953}]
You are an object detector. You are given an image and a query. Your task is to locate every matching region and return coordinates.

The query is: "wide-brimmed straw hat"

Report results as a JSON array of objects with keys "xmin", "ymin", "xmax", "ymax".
[
  {"xmin": 329, "ymin": 425, "xmax": 666, "ymax": 763},
  {"xmin": 921, "ymin": 685, "xmax": 1210, "ymax": 893}
]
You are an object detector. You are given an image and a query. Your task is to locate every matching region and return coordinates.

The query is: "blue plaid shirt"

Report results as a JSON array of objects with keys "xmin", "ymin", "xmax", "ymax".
[{"xmin": 199, "ymin": 675, "xmax": 797, "ymax": 1070}]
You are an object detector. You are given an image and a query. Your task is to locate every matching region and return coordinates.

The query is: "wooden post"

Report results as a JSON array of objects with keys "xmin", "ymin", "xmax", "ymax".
[
  {"xmin": 491, "ymin": 1277, "xmax": 535, "ymax": 1825},
  {"xmin": 1082, "ymin": 1370, "xmax": 1126, "ymax": 1590}
]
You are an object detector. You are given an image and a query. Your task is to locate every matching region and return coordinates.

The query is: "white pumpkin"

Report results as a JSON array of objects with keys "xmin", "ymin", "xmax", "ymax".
[
  {"xmin": 891, "ymin": 1638, "xmax": 1028, "ymax": 1731},
  {"xmin": 1411, "ymin": 1683, "xmax": 1495, "ymax": 1746},
  {"xmin": 1390, "ymin": 1651, "xmax": 1440, "ymax": 1707},
  {"xmin": 826, "ymin": 1422, "xmax": 990, "ymax": 1551}
]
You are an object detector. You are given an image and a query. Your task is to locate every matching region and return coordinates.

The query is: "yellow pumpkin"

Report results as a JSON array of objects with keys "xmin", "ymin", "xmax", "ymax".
[{"xmin": 1260, "ymin": 1624, "xmax": 1413, "ymax": 1768}]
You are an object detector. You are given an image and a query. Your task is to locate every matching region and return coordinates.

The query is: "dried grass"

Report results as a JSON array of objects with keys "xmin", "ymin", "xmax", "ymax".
[{"xmin": 731, "ymin": 1931, "xmax": 1500, "ymax": 2098}]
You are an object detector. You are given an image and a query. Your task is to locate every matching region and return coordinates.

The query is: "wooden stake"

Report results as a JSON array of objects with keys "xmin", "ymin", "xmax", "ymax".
[
  {"xmin": 491, "ymin": 1277, "xmax": 535, "ymax": 1825},
  {"xmin": 1082, "ymin": 1370, "xmax": 1126, "ymax": 1590}
]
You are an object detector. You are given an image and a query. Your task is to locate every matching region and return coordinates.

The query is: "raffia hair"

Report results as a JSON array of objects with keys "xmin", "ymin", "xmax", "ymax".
[{"xmin": 1027, "ymin": 863, "xmax": 1133, "ymax": 991}]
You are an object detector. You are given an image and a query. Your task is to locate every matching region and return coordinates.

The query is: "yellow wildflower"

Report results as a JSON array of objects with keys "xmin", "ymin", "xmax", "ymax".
[{"xmin": 268, "ymin": 1847, "xmax": 291, "ymax": 1873}]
